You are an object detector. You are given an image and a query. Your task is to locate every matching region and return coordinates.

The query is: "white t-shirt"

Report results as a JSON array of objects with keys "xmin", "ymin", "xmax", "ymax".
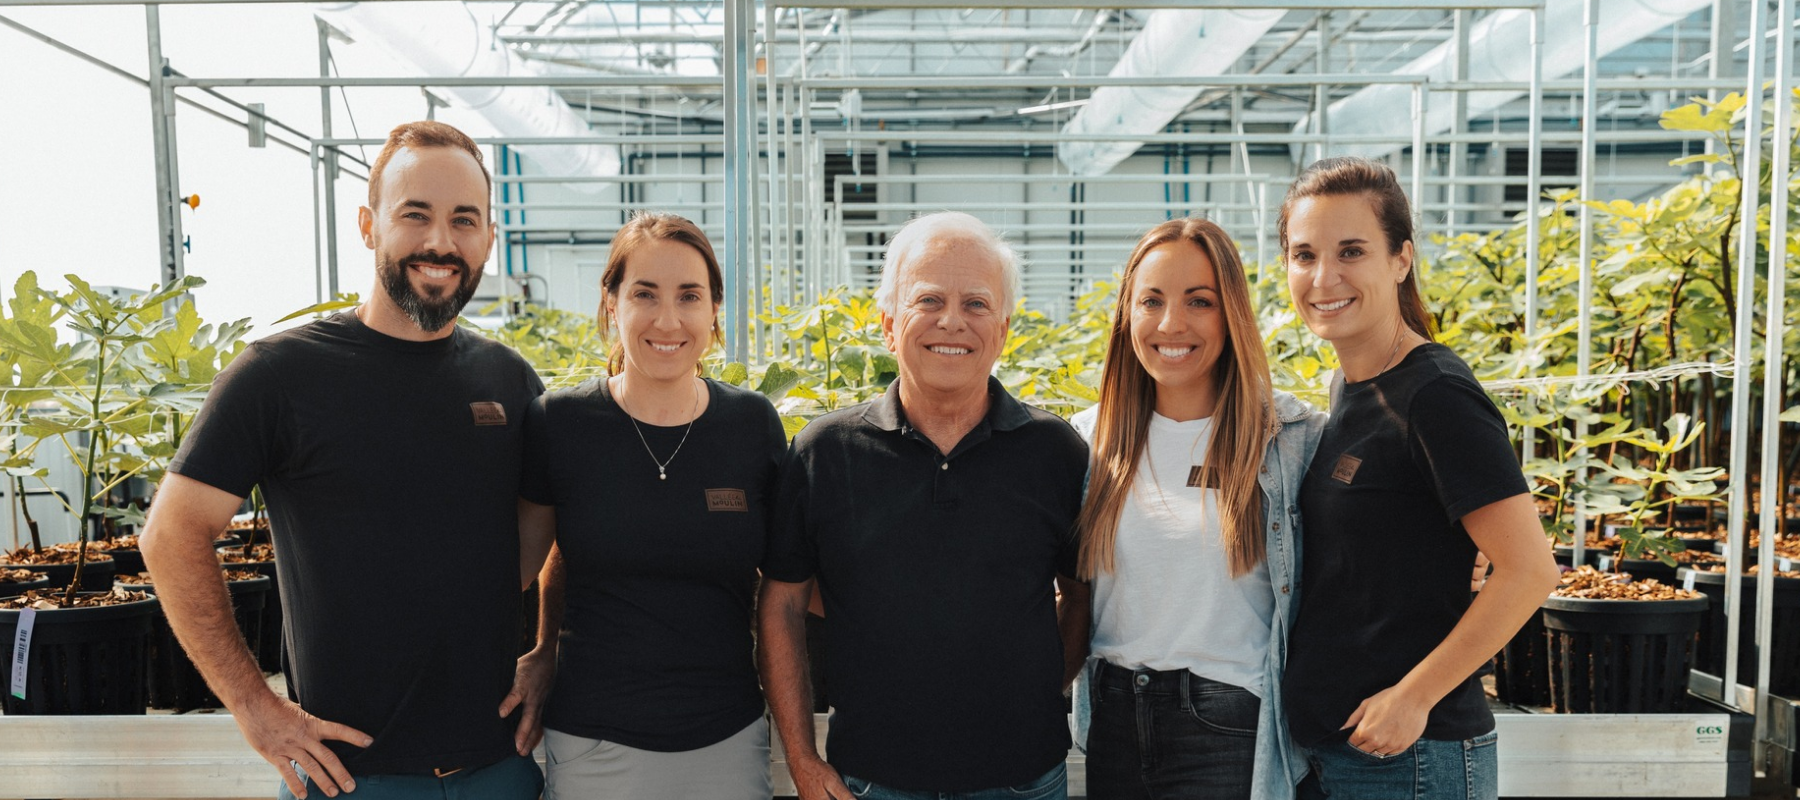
[{"xmin": 1080, "ymin": 409, "xmax": 1275, "ymax": 696}]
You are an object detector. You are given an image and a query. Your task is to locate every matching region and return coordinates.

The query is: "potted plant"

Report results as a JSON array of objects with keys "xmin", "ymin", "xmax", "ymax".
[{"xmin": 0, "ymin": 272, "xmax": 208, "ymax": 714}]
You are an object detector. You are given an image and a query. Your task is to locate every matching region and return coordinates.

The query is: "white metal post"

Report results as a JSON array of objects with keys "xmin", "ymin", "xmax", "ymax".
[
  {"xmin": 722, "ymin": 0, "xmax": 755, "ymax": 363},
  {"xmin": 1755, "ymin": 0, "xmax": 1795, "ymax": 746},
  {"xmin": 1522, "ymin": 4, "xmax": 1543, "ymax": 463},
  {"xmin": 1571, "ymin": 0, "xmax": 1599, "ymax": 570},
  {"xmin": 146, "ymin": 4, "xmax": 184, "ymax": 288},
  {"xmin": 1724, "ymin": 0, "xmax": 1770, "ymax": 707},
  {"xmin": 317, "ymin": 18, "xmax": 340, "ymax": 299}
]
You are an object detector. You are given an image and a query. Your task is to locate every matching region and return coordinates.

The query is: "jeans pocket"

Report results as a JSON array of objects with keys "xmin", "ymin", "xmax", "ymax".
[
  {"xmin": 1338, "ymin": 740, "xmax": 1406, "ymax": 767},
  {"xmin": 1468, "ymin": 730, "xmax": 1498, "ymax": 749},
  {"xmin": 1004, "ymin": 762, "xmax": 1068, "ymax": 798},
  {"xmin": 842, "ymin": 774, "xmax": 877, "ymax": 799},
  {"xmin": 1186, "ymin": 685, "xmax": 1260, "ymax": 737}
]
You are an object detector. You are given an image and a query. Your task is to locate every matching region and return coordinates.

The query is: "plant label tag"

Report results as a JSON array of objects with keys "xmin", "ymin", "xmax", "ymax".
[
  {"xmin": 10, "ymin": 607, "xmax": 36, "ymax": 700},
  {"xmin": 1684, "ymin": 572, "xmax": 1697, "ymax": 591},
  {"xmin": 1782, "ymin": 558, "xmax": 1795, "ymax": 572}
]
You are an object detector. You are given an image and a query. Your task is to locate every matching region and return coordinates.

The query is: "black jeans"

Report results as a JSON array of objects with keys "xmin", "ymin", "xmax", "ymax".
[{"xmin": 1086, "ymin": 661, "xmax": 1261, "ymax": 800}]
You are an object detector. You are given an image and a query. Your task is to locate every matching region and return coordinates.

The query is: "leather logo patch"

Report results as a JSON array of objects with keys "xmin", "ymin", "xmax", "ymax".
[
  {"xmin": 706, "ymin": 489, "xmax": 749, "ymax": 512},
  {"xmin": 1186, "ymin": 466, "xmax": 1219, "ymax": 489},
  {"xmin": 1331, "ymin": 454, "xmax": 1363, "ymax": 484},
  {"xmin": 470, "ymin": 402, "xmax": 507, "ymax": 426}
]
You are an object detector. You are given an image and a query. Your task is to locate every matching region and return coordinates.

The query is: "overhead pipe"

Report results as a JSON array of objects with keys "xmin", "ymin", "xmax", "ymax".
[
  {"xmin": 1056, "ymin": 8, "xmax": 1285, "ymax": 176},
  {"xmin": 1293, "ymin": 0, "xmax": 1711, "ymax": 159},
  {"xmin": 314, "ymin": 1, "xmax": 619, "ymax": 188}
]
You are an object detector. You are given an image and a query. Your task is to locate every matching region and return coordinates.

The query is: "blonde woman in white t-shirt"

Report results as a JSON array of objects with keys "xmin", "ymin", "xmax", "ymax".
[{"xmin": 1070, "ymin": 217, "xmax": 1325, "ymax": 800}]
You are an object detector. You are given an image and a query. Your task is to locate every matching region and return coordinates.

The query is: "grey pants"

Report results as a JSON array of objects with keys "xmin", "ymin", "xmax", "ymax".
[{"xmin": 542, "ymin": 717, "xmax": 771, "ymax": 800}]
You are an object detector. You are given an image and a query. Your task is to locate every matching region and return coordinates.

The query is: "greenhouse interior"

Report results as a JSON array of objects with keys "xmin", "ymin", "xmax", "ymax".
[{"xmin": 2, "ymin": 0, "xmax": 1799, "ymax": 798}]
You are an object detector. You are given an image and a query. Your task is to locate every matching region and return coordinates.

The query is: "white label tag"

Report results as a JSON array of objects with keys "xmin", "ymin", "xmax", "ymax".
[
  {"xmin": 1781, "ymin": 558, "xmax": 1794, "ymax": 572},
  {"xmin": 1684, "ymin": 572, "xmax": 1697, "ymax": 591},
  {"xmin": 10, "ymin": 607, "xmax": 36, "ymax": 700}
]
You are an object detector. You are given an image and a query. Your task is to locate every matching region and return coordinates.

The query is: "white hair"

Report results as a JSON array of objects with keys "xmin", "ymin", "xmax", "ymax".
[{"xmin": 874, "ymin": 211, "xmax": 1023, "ymax": 317}]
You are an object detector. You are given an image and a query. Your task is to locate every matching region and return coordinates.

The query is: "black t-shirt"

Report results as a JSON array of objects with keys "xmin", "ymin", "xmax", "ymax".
[
  {"xmin": 520, "ymin": 378, "xmax": 784, "ymax": 751},
  {"xmin": 169, "ymin": 312, "xmax": 543, "ymax": 775},
  {"xmin": 762, "ymin": 377, "xmax": 1085, "ymax": 792},
  {"xmin": 1284, "ymin": 343, "xmax": 1528, "ymax": 747}
]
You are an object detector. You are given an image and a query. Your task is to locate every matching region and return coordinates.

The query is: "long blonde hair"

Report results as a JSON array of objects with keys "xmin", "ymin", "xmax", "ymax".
[{"xmin": 1076, "ymin": 217, "xmax": 1275, "ymax": 580}]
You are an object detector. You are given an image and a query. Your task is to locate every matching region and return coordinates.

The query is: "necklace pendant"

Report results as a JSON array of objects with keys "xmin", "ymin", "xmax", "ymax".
[{"xmin": 659, "ymin": 471, "xmax": 667, "ymax": 481}]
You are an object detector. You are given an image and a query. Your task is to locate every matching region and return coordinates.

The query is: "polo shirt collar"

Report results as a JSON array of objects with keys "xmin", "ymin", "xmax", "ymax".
[{"xmin": 863, "ymin": 374, "xmax": 1031, "ymax": 434}]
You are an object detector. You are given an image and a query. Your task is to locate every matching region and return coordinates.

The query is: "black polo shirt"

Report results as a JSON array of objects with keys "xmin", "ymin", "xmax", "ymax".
[{"xmin": 763, "ymin": 376, "xmax": 1086, "ymax": 792}]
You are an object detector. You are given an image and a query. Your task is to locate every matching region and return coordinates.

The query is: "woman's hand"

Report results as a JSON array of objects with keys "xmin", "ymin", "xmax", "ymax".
[{"xmin": 1341, "ymin": 683, "xmax": 1432, "ymax": 758}]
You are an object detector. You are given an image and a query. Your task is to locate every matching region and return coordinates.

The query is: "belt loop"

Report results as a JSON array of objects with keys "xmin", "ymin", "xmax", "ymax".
[{"xmin": 1179, "ymin": 670, "xmax": 1193, "ymax": 713}]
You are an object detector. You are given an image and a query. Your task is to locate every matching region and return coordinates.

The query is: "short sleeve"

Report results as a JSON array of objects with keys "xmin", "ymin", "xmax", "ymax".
[
  {"xmin": 760, "ymin": 438, "xmax": 817, "ymax": 583},
  {"xmin": 1406, "ymin": 376, "xmax": 1529, "ymax": 523},
  {"xmin": 168, "ymin": 344, "xmax": 284, "ymax": 499},
  {"xmin": 1053, "ymin": 428, "xmax": 1087, "ymax": 580},
  {"xmin": 519, "ymin": 394, "xmax": 555, "ymax": 506}
]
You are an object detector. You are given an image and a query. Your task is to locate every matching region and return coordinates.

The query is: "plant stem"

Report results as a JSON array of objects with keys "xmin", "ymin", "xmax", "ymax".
[{"xmin": 63, "ymin": 319, "xmax": 111, "ymax": 605}]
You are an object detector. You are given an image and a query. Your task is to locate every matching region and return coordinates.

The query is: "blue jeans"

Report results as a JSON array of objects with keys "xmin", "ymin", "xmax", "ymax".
[
  {"xmin": 841, "ymin": 763, "xmax": 1066, "ymax": 800},
  {"xmin": 1299, "ymin": 731, "xmax": 1498, "ymax": 800},
  {"xmin": 1085, "ymin": 662, "xmax": 1260, "ymax": 800},
  {"xmin": 277, "ymin": 753, "xmax": 543, "ymax": 800}
]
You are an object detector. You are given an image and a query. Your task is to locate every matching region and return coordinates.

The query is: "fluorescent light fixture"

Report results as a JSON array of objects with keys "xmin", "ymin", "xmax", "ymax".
[{"xmin": 1017, "ymin": 99, "xmax": 1089, "ymax": 116}]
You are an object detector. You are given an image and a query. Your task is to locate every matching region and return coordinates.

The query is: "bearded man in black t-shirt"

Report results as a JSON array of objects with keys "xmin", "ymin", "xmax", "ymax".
[{"xmin": 142, "ymin": 121, "xmax": 545, "ymax": 800}]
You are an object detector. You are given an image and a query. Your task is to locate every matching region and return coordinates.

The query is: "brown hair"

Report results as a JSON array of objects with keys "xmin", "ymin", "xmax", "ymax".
[
  {"xmin": 1075, "ymin": 217, "xmax": 1274, "ymax": 580},
  {"xmin": 599, "ymin": 212, "xmax": 725, "ymax": 376},
  {"xmin": 1277, "ymin": 156, "xmax": 1436, "ymax": 341},
  {"xmin": 366, "ymin": 121, "xmax": 491, "ymax": 210}
]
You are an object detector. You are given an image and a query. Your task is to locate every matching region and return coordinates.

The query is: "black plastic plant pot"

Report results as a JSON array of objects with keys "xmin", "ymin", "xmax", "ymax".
[
  {"xmin": 0, "ymin": 594, "xmax": 159, "ymax": 715},
  {"xmin": 3, "ymin": 558, "xmax": 119, "ymax": 591},
  {"xmin": 1682, "ymin": 569, "xmax": 1800, "ymax": 697},
  {"xmin": 1553, "ymin": 546, "xmax": 1608, "ymax": 569},
  {"xmin": 1594, "ymin": 554, "xmax": 1680, "ymax": 585},
  {"xmin": 218, "ymin": 549, "xmax": 282, "ymax": 673},
  {"xmin": 104, "ymin": 547, "xmax": 146, "ymax": 576},
  {"xmin": 0, "ymin": 574, "xmax": 52, "ymax": 599},
  {"xmin": 1542, "ymin": 594, "xmax": 1708, "ymax": 714},
  {"xmin": 1491, "ymin": 607, "xmax": 1552, "ymax": 708},
  {"xmin": 123, "ymin": 574, "xmax": 271, "ymax": 711},
  {"xmin": 1713, "ymin": 541, "xmax": 1760, "ymax": 563}
]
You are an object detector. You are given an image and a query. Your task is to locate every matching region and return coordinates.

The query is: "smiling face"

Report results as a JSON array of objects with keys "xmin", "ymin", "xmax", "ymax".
[
  {"xmin": 880, "ymin": 235, "xmax": 1012, "ymax": 400},
  {"xmin": 1283, "ymin": 193, "xmax": 1414, "ymax": 352},
  {"xmin": 606, "ymin": 238, "xmax": 718, "ymax": 383},
  {"xmin": 1128, "ymin": 240, "xmax": 1228, "ymax": 419},
  {"xmin": 358, "ymin": 145, "xmax": 494, "ymax": 333}
]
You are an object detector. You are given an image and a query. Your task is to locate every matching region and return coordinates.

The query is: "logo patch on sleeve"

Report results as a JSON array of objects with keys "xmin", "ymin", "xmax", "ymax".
[
  {"xmin": 470, "ymin": 402, "xmax": 508, "ymax": 426},
  {"xmin": 706, "ymin": 488, "xmax": 749, "ymax": 512},
  {"xmin": 1331, "ymin": 454, "xmax": 1363, "ymax": 484}
]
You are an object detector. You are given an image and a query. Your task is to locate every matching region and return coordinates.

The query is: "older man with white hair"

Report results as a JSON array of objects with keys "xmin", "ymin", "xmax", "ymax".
[{"xmin": 760, "ymin": 211, "xmax": 1090, "ymax": 800}]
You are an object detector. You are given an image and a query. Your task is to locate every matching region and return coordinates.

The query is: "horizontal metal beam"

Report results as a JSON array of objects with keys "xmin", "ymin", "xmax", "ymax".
[
  {"xmin": 836, "ymin": 173, "xmax": 1278, "ymax": 185},
  {"xmin": 504, "ymin": 27, "xmax": 1113, "ymax": 46},
  {"xmin": 771, "ymin": 0, "xmax": 1540, "ymax": 8},
  {"xmin": 797, "ymin": 74, "xmax": 1426, "ymax": 90},
  {"xmin": 816, "ymin": 130, "xmax": 1703, "ymax": 146},
  {"xmin": 314, "ymin": 135, "xmax": 719, "ymax": 147},
  {"xmin": 167, "ymin": 75, "xmax": 719, "ymax": 88}
]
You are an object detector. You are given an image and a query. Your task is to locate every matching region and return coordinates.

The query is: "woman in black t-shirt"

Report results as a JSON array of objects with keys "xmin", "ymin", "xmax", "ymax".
[
  {"xmin": 504, "ymin": 213, "xmax": 783, "ymax": 800},
  {"xmin": 1277, "ymin": 158, "xmax": 1559, "ymax": 800}
]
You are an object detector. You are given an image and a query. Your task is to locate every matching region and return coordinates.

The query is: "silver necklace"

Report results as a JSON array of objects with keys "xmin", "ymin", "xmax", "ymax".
[{"xmin": 619, "ymin": 378, "xmax": 701, "ymax": 481}]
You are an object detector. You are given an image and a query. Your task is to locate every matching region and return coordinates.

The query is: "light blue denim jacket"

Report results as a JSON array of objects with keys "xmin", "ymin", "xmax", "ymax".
[{"xmin": 1069, "ymin": 390, "xmax": 1326, "ymax": 800}]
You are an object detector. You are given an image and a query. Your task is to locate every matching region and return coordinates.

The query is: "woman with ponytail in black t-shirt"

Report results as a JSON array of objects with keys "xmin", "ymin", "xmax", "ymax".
[{"xmin": 1277, "ymin": 158, "xmax": 1559, "ymax": 800}]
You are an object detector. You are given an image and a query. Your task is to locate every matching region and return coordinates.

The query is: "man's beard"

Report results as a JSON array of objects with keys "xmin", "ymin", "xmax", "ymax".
[{"xmin": 379, "ymin": 251, "xmax": 480, "ymax": 333}]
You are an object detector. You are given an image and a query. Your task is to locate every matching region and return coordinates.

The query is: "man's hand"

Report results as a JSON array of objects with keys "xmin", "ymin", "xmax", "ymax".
[
  {"xmin": 499, "ymin": 648, "xmax": 555, "ymax": 756},
  {"xmin": 234, "ymin": 692, "xmax": 372, "ymax": 799},
  {"xmin": 789, "ymin": 754, "xmax": 854, "ymax": 800},
  {"xmin": 1340, "ymin": 683, "xmax": 1431, "ymax": 760},
  {"xmin": 1471, "ymin": 551, "xmax": 1492, "ymax": 592}
]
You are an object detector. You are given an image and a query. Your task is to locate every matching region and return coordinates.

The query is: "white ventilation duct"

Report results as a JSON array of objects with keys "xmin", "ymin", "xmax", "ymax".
[
  {"xmin": 1295, "ymin": 0, "xmax": 1711, "ymax": 159},
  {"xmin": 1057, "ymin": 8, "xmax": 1285, "ymax": 177},
  {"xmin": 315, "ymin": 2, "xmax": 620, "ymax": 188}
]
